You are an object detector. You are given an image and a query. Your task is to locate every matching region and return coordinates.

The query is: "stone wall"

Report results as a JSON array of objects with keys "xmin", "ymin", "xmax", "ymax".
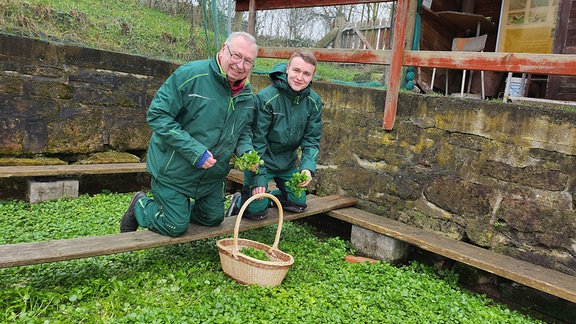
[
  {"xmin": 301, "ymin": 81, "xmax": 576, "ymax": 277},
  {"xmin": 0, "ymin": 33, "xmax": 177, "ymax": 156},
  {"xmin": 1, "ymin": 34, "xmax": 575, "ymax": 277}
]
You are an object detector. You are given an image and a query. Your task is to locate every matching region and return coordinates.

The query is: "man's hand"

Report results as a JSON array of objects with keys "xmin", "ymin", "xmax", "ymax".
[
  {"xmin": 199, "ymin": 150, "xmax": 217, "ymax": 169},
  {"xmin": 248, "ymin": 163, "xmax": 260, "ymax": 173},
  {"xmin": 251, "ymin": 186, "xmax": 266, "ymax": 198},
  {"xmin": 299, "ymin": 169, "xmax": 312, "ymax": 187}
]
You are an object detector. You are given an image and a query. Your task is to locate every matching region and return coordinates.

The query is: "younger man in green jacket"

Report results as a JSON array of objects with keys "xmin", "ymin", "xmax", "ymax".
[{"xmin": 232, "ymin": 51, "xmax": 322, "ymax": 219}]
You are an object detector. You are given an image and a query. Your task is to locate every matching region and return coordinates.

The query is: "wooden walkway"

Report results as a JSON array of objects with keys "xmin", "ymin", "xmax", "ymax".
[
  {"xmin": 0, "ymin": 194, "xmax": 356, "ymax": 268},
  {"xmin": 0, "ymin": 163, "xmax": 147, "ymax": 178},
  {"xmin": 2, "ymin": 166, "xmax": 575, "ymax": 304},
  {"xmin": 328, "ymin": 207, "xmax": 576, "ymax": 304}
]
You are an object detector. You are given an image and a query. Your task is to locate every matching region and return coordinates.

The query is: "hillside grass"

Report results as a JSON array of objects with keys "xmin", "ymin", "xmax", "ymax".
[
  {"xmin": 1, "ymin": 0, "xmax": 201, "ymax": 62},
  {"xmin": 0, "ymin": 0, "xmax": 363, "ymax": 82}
]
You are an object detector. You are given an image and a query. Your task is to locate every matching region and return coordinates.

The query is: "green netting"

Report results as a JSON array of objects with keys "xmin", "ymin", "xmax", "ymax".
[
  {"xmin": 405, "ymin": 0, "xmax": 422, "ymax": 90},
  {"xmin": 252, "ymin": 70, "xmax": 386, "ymax": 89},
  {"xmin": 331, "ymin": 79, "xmax": 386, "ymax": 89},
  {"xmin": 199, "ymin": 0, "xmax": 232, "ymax": 55}
]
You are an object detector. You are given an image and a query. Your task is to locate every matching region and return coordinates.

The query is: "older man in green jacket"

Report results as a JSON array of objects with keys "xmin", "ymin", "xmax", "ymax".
[{"xmin": 121, "ymin": 32, "xmax": 258, "ymax": 236}]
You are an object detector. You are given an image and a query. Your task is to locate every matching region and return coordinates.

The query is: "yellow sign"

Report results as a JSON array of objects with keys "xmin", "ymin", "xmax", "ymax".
[{"xmin": 497, "ymin": 0, "xmax": 559, "ymax": 54}]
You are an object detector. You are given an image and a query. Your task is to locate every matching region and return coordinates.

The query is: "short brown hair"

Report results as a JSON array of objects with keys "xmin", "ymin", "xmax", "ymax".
[{"xmin": 289, "ymin": 51, "xmax": 317, "ymax": 67}]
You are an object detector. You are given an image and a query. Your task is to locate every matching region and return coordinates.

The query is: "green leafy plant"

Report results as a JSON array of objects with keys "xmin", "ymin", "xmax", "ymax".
[
  {"xmin": 240, "ymin": 247, "xmax": 269, "ymax": 261},
  {"xmin": 0, "ymin": 193, "xmax": 543, "ymax": 323},
  {"xmin": 286, "ymin": 172, "xmax": 310, "ymax": 198},
  {"xmin": 234, "ymin": 150, "xmax": 264, "ymax": 174}
]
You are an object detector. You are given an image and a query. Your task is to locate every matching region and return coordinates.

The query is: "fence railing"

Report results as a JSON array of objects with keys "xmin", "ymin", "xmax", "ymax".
[
  {"xmin": 341, "ymin": 20, "xmax": 391, "ymax": 50},
  {"xmin": 257, "ymin": 47, "xmax": 576, "ymax": 77},
  {"xmin": 239, "ymin": 0, "xmax": 576, "ymax": 129}
]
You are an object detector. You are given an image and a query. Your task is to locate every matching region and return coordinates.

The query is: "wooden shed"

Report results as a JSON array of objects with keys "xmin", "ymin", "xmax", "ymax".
[{"xmin": 419, "ymin": 0, "xmax": 576, "ymax": 101}]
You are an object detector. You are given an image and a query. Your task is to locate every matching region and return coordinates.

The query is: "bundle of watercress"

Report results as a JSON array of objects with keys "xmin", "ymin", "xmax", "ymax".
[
  {"xmin": 240, "ymin": 246, "xmax": 269, "ymax": 261},
  {"xmin": 234, "ymin": 150, "xmax": 264, "ymax": 174},
  {"xmin": 286, "ymin": 172, "xmax": 310, "ymax": 198}
]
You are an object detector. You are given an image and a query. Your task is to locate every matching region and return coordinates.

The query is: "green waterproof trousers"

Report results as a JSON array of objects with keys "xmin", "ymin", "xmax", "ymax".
[
  {"xmin": 134, "ymin": 177, "xmax": 226, "ymax": 236},
  {"xmin": 242, "ymin": 167, "xmax": 307, "ymax": 214}
]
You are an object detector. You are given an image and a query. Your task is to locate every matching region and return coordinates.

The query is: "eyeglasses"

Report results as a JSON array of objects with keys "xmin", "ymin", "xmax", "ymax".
[{"xmin": 226, "ymin": 44, "xmax": 255, "ymax": 68}]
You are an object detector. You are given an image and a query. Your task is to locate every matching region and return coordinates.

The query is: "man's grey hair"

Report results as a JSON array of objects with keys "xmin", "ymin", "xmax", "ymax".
[{"xmin": 225, "ymin": 32, "xmax": 258, "ymax": 51}]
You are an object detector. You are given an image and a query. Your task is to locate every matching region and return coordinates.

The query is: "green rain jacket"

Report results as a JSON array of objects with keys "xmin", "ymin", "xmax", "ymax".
[
  {"xmin": 146, "ymin": 56, "xmax": 255, "ymax": 195},
  {"xmin": 252, "ymin": 63, "xmax": 322, "ymax": 188}
]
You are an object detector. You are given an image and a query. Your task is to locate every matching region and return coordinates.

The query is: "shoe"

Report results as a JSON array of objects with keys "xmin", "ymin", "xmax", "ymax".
[
  {"xmin": 225, "ymin": 192, "xmax": 241, "ymax": 217},
  {"xmin": 243, "ymin": 209, "xmax": 268, "ymax": 220},
  {"xmin": 120, "ymin": 191, "xmax": 146, "ymax": 232},
  {"xmin": 273, "ymin": 194, "xmax": 307, "ymax": 213},
  {"xmin": 283, "ymin": 203, "xmax": 306, "ymax": 213}
]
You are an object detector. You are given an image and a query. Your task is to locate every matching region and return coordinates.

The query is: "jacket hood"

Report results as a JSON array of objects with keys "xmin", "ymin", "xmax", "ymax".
[{"xmin": 269, "ymin": 62, "xmax": 311, "ymax": 99}]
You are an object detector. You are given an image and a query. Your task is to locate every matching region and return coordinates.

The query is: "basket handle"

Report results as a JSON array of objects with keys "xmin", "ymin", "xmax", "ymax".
[{"xmin": 232, "ymin": 192, "xmax": 284, "ymax": 255}]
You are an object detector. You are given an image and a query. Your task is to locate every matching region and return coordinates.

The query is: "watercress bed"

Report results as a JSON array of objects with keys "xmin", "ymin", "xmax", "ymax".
[{"xmin": 0, "ymin": 192, "xmax": 543, "ymax": 323}]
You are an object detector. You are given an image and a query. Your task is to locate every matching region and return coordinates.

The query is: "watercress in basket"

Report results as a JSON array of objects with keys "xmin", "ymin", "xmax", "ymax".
[{"xmin": 240, "ymin": 246, "xmax": 269, "ymax": 261}]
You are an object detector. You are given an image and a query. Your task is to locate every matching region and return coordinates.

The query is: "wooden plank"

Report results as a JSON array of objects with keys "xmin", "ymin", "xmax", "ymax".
[
  {"xmin": 0, "ymin": 164, "xmax": 244, "ymax": 181},
  {"xmin": 383, "ymin": 0, "xmax": 409, "ymax": 130},
  {"xmin": 328, "ymin": 207, "xmax": 576, "ymax": 303},
  {"xmin": 0, "ymin": 163, "xmax": 147, "ymax": 178},
  {"xmin": 257, "ymin": 47, "xmax": 576, "ymax": 76},
  {"xmin": 236, "ymin": 0, "xmax": 393, "ymax": 11},
  {"xmin": 351, "ymin": 27, "xmax": 373, "ymax": 50},
  {"xmin": 0, "ymin": 164, "xmax": 240, "ymax": 180},
  {"xmin": 0, "ymin": 194, "xmax": 357, "ymax": 268},
  {"xmin": 226, "ymin": 169, "xmax": 245, "ymax": 184}
]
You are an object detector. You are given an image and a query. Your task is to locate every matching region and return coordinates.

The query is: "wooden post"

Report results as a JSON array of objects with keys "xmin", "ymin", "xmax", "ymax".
[
  {"xmin": 383, "ymin": 0, "xmax": 410, "ymax": 130},
  {"xmin": 334, "ymin": 14, "xmax": 346, "ymax": 49},
  {"xmin": 247, "ymin": 0, "xmax": 256, "ymax": 35}
]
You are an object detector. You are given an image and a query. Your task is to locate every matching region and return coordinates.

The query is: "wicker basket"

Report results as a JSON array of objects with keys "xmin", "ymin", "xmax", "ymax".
[{"xmin": 216, "ymin": 193, "xmax": 294, "ymax": 287}]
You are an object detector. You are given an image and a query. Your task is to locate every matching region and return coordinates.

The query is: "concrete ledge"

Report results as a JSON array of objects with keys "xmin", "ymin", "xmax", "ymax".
[
  {"xmin": 350, "ymin": 225, "xmax": 409, "ymax": 264},
  {"xmin": 27, "ymin": 179, "xmax": 79, "ymax": 203}
]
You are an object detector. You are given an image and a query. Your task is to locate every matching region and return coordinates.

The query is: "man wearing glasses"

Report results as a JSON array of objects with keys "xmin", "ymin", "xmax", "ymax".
[{"xmin": 121, "ymin": 32, "xmax": 259, "ymax": 237}]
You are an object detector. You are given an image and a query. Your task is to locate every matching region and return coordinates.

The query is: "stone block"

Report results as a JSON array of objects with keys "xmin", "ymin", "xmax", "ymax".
[
  {"xmin": 350, "ymin": 225, "xmax": 409, "ymax": 264},
  {"xmin": 27, "ymin": 179, "xmax": 79, "ymax": 203}
]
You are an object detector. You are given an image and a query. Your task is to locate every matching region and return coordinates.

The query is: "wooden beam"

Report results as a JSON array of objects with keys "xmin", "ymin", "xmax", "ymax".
[
  {"xmin": 328, "ymin": 207, "xmax": 576, "ymax": 303},
  {"xmin": 236, "ymin": 0, "xmax": 393, "ymax": 11},
  {"xmin": 258, "ymin": 47, "xmax": 389, "ymax": 65},
  {"xmin": 0, "ymin": 194, "xmax": 357, "ymax": 268},
  {"xmin": 351, "ymin": 27, "xmax": 373, "ymax": 50},
  {"xmin": 257, "ymin": 47, "xmax": 576, "ymax": 77},
  {"xmin": 0, "ymin": 163, "xmax": 147, "ymax": 178},
  {"xmin": 315, "ymin": 27, "xmax": 339, "ymax": 48},
  {"xmin": 403, "ymin": 51, "xmax": 576, "ymax": 76},
  {"xmin": 247, "ymin": 0, "xmax": 256, "ymax": 35},
  {"xmin": 383, "ymin": 0, "xmax": 409, "ymax": 130}
]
